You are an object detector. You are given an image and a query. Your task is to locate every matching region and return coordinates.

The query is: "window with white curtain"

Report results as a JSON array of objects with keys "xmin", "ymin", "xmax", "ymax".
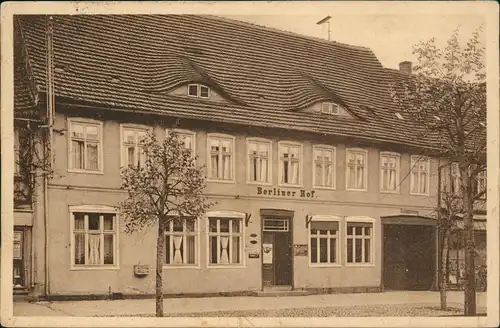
[
  {"xmin": 380, "ymin": 152, "xmax": 400, "ymax": 192},
  {"xmin": 309, "ymin": 220, "xmax": 339, "ymax": 265},
  {"xmin": 346, "ymin": 220, "xmax": 373, "ymax": 265},
  {"xmin": 208, "ymin": 135, "xmax": 234, "ymax": 181},
  {"xmin": 168, "ymin": 130, "xmax": 196, "ymax": 157},
  {"xmin": 346, "ymin": 149, "xmax": 367, "ymax": 190},
  {"xmin": 69, "ymin": 119, "xmax": 102, "ymax": 172},
  {"xmin": 279, "ymin": 142, "xmax": 302, "ymax": 185},
  {"xmin": 410, "ymin": 156, "xmax": 430, "ymax": 195},
  {"xmin": 165, "ymin": 217, "xmax": 197, "ymax": 266},
  {"xmin": 208, "ymin": 217, "xmax": 243, "ymax": 265},
  {"xmin": 122, "ymin": 126, "xmax": 147, "ymax": 167},
  {"xmin": 247, "ymin": 138, "xmax": 271, "ymax": 183},
  {"xmin": 313, "ymin": 146, "xmax": 335, "ymax": 188},
  {"xmin": 72, "ymin": 211, "xmax": 117, "ymax": 267}
]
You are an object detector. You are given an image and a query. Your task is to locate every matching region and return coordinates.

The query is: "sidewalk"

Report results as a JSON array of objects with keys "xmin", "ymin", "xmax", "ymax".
[{"xmin": 13, "ymin": 291, "xmax": 487, "ymax": 317}]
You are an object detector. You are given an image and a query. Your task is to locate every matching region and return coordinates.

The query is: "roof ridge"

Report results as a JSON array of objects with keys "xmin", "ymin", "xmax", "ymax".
[{"xmin": 206, "ymin": 15, "xmax": 373, "ymax": 53}]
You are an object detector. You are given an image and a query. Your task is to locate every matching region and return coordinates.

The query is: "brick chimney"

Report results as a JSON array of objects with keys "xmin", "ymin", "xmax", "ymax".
[{"xmin": 399, "ymin": 61, "xmax": 412, "ymax": 75}]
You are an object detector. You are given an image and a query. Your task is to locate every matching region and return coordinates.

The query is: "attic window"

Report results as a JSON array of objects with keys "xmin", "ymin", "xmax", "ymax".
[
  {"xmin": 188, "ymin": 84, "xmax": 210, "ymax": 99},
  {"xmin": 395, "ymin": 113, "xmax": 404, "ymax": 120},
  {"xmin": 320, "ymin": 102, "xmax": 340, "ymax": 115}
]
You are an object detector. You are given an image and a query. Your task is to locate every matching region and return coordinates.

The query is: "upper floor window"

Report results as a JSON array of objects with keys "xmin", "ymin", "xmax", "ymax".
[
  {"xmin": 380, "ymin": 152, "xmax": 400, "ymax": 193},
  {"xmin": 247, "ymin": 138, "xmax": 271, "ymax": 184},
  {"xmin": 208, "ymin": 134, "xmax": 234, "ymax": 181},
  {"xmin": 450, "ymin": 162, "xmax": 461, "ymax": 195},
  {"xmin": 165, "ymin": 217, "xmax": 198, "ymax": 266},
  {"xmin": 168, "ymin": 129, "xmax": 196, "ymax": 157},
  {"xmin": 188, "ymin": 84, "xmax": 210, "ymax": 99},
  {"xmin": 121, "ymin": 126, "xmax": 148, "ymax": 168},
  {"xmin": 279, "ymin": 142, "xmax": 302, "ymax": 186},
  {"xmin": 309, "ymin": 216, "xmax": 340, "ymax": 266},
  {"xmin": 346, "ymin": 148, "xmax": 368, "ymax": 191},
  {"xmin": 71, "ymin": 206, "xmax": 118, "ymax": 268},
  {"xmin": 477, "ymin": 170, "xmax": 486, "ymax": 199},
  {"xmin": 313, "ymin": 145, "xmax": 335, "ymax": 189},
  {"xmin": 14, "ymin": 127, "xmax": 20, "ymax": 175},
  {"xmin": 410, "ymin": 156, "xmax": 430, "ymax": 196},
  {"xmin": 68, "ymin": 119, "xmax": 103, "ymax": 173},
  {"xmin": 320, "ymin": 102, "xmax": 340, "ymax": 115}
]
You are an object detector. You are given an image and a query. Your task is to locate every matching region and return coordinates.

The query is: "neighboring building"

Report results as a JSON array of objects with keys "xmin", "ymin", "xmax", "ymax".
[{"xmin": 12, "ymin": 15, "xmax": 486, "ymax": 299}]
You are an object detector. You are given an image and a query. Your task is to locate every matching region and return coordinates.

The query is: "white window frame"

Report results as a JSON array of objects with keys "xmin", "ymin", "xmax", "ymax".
[
  {"xmin": 379, "ymin": 152, "xmax": 401, "ymax": 193},
  {"xmin": 410, "ymin": 155, "xmax": 431, "ymax": 196},
  {"xmin": 345, "ymin": 148, "xmax": 368, "ymax": 192},
  {"xmin": 206, "ymin": 211, "xmax": 246, "ymax": 269},
  {"xmin": 163, "ymin": 216, "xmax": 200, "ymax": 269},
  {"xmin": 120, "ymin": 124, "xmax": 151, "ymax": 168},
  {"xmin": 67, "ymin": 118, "xmax": 104, "ymax": 174},
  {"xmin": 187, "ymin": 83, "xmax": 211, "ymax": 99},
  {"xmin": 345, "ymin": 216, "xmax": 375, "ymax": 267},
  {"xmin": 69, "ymin": 205, "xmax": 119, "ymax": 270},
  {"xmin": 308, "ymin": 215, "xmax": 342, "ymax": 267},
  {"xmin": 246, "ymin": 137, "xmax": 272, "ymax": 185},
  {"xmin": 320, "ymin": 102, "xmax": 340, "ymax": 115},
  {"xmin": 312, "ymin": 145, "xmax": 336, "ymax": 190},
  {"xmin": 207, "ymin": 133, "xmax": 236, "ymax": 183},
  {"xmin": 278, "ymin": 141, "xmax": 303, "ymax": 187},
  {"xmin": 166, "ymin": 129, "xmax": 197, "ymax": 159}
]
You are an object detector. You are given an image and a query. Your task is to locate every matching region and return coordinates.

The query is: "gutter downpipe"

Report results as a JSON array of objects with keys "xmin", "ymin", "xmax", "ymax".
[{"xmin": 436, "ymin": 164, "xmax": 442, "ymax": 291}]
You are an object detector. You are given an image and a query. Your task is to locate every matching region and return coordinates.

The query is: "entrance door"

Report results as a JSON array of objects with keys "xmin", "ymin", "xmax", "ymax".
[
  {"xmin": 262, "ymin": 218, "xmax": 292, "ymax": 287},
  {"xmin": 13, "ymin": 230, "xmax": 26, "ymax": 289}
]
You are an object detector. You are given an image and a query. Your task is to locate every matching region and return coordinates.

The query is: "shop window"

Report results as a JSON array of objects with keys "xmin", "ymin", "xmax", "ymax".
[
  {"xmin": 410, "ymin": 155, "xmax": 430, "ymax": 195},
  {"xmin": 165, "ymin": 217, "xmax": 198, "ymax": 266},
  {"xmin": 207, "ymin": 134, "xmax": 234, "ymax": 182},
  {"xmin": 309, "ymin": 219, "xmax": 340, "ymax": 266},
  {"xmin": 71, "ymin": 207, "xmax": 118, "ymax": 268},
  {"xmin": 346, "ymin": 148, "xmax": 368, "ymax": 191},
  {"xmin": 247, "ymin": 138, "xmax": 271, "ymax": 184},
  {"xmin": 121, "ymin": 125, "xmax": 148, "ymax": 167},
  {"xmin": 208, "ymin": 217, "xmax": 243, "ymax": 266},
  {"xmin": 380, "ymin": 152, "xmax": 400, "ymax": 192},
  {"xmin": 68, "ymin": 119, "xmax": 103, "ymax": 173},
  {"xmin": 346, "ymin": 218, "xmax": 374, "ymax": 265},
  {"xmin": 279, "ymin": 141, "xmax": 302, "ymax": 186},
  {"xmin": 313, "ymin": 145, "xmax": 335, "ymax": 189}
]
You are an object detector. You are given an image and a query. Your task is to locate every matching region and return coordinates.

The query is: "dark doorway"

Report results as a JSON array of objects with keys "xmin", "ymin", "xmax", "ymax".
[
  {"xmin": 262, "ymin": 218, "xmax": 292, "ymax": 287},
  {"xmin": 383, "ymin": 224, "xmax": 435, "ymax": 290}
]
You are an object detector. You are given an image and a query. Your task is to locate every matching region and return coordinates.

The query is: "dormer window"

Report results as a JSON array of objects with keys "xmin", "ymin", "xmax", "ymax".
[
  {"xmin": 188, "ymin": 84, "xmax": 210, "ymax": 99},
  {"xmin": 321, "ymin": 102, "xmax": 340, "ymax": 115}
]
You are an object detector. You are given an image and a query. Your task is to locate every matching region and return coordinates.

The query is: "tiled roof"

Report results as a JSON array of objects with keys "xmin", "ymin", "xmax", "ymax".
[{"xmin": 15, "ymin": 14, "xmax": 443, "ymax": 148}]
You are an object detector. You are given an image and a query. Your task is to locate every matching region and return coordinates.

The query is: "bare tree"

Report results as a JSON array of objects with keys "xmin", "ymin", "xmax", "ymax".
[
  {"xmin": 391, "ymin": 26, "xmax": 486, "ymax": 316},
  {"xmin": 120, "ymin": 130, "xmax": 213, "ymax": 317}
]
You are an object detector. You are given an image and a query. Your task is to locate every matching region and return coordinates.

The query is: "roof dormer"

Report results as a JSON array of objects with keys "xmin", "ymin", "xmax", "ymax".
[{"xmin": 187, "ymin": 83, "xmax": 211, "ymax": 99}]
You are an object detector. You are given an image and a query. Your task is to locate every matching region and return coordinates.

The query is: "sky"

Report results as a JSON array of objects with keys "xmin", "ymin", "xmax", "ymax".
[{"xmin": 225, "ymin": 14, "xmax": 485, "ymax": 70}]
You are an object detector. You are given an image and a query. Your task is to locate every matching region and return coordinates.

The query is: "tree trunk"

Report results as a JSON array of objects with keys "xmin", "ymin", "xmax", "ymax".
[
  {"xmin": 461, "ymin": 166, "xmax": 476, "ymax": 316},
  {"xmin": 156, "ymin": 219, "xmax": 165, "ymax": 317},
  {"xmin": 440, "ymin": 227, "xmax": 451, "ymax": 310}
]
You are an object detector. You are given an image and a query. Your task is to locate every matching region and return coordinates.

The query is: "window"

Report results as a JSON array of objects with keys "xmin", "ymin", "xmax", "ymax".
[
  {"xmin": 313, "ymin": 146, "xmax": 335, "ymax": 189},
  {"xmin": 477, "ymin": 170, "xmax": 486, "ymax": 199},
  {"xmin": 121, "ymin": 126, "xmax": 147, "ymax": 167},
  {"xmin": 279, "ymin": 142, "xmax": 302, "ymax": 186},
  {"xmin": 187, "ymin": 84, "xmax": 210, "ymax": 98},
  {"xmin": 346, "ymin": 219, "xmax": 373, "ymax": 265},
  {"xmin": 208, "ymin": 217, "xmax": 243, "ymax": 266},
  {"xmin": 208, "ymin": 134, "xmax": 234, "ymax": 181},
  {"xmin": 450, "ymin": 162, "xmax": 461, "ymax": 195},
  {"xmin": 320, "ymin": 102, "xmax": 340, "ymax": 115},
  {"xmin": 380, "ymin": 152, "xmax": 400, "ymax": 192},
  {"xmin": 309, "ymin": 217, "xmax": 340, "ymax": 266},
  {"xmin": 71, "ymin": 207, "xmax": 118, "ymax": 268},
  {"xmin": 247, "ymin": 138, "xmax": 271, "ymax": 184},
  {"xmin": 410, "ymin": 156, "xmax": 430, "ymax": 195},
  {"xmin": 68, "ymin": 119, "xmax": 102, "ymax": 172},
  {"xmin": 346, "ymin": 148, "xmax": 367, "ymax": 191},
  {"xmin": 165, "ymin": 217, "xmax": 197, "ymax": 266},
  {"xmin": 168, "ymin": 129, "xmax": 196, "ymax": 157},
  {"xmin": 14, "ymin": 127, "xmax": 20, "ymax": 175}
]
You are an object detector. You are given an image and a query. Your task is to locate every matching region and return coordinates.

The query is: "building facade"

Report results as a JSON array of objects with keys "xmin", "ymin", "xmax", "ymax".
[{"xmin": 12, "ymin": 14, "xmax": 486, "ymax": 299}]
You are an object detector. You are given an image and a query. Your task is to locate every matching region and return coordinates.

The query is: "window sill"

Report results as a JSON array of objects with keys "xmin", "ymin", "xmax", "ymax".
[
  {"xmin": 207, "ymin": 179, "xmax": 236, "ymax": 184},
  {"xmin": 313, "ymin": 186, "xmax": 336, "ymax": 191},
  {"xmin": 309, "ymin": 263, "xmax": 342, "ymax": 268},
  {"xmin": 277, "ymin": 183, "xmax": 304, "ymax": 189},
  {"xmin": 68, "ymin": 169, "xmax": 104, "ymax": 175},
  {"xmin": 163, "ymin": 265, "xmax": 201, "ymax": 270},
  {"xmin": 379, "ymin": 189, "xmax": 400, "ymax": 194},
  {"xmin": 346, "ymin": 188, "xmax": 368, "ymax": 192},
  {"xmin": 247, "ymin": 180, "xmax": 273, "ymax": 186},
  {"xmin": 70, "ymin": 265, "xmax": 120, "ymax": 271},
  {"xmin": 410, "ymin": 192, "xmax": 430, "ymax": 197},
  {"xmin": 207, "ymin": 265, "xmax": 246, "ymax": 269},
  {"xmin": 345, "ymin": 263, "xmax": 375, "ymax": 268}
]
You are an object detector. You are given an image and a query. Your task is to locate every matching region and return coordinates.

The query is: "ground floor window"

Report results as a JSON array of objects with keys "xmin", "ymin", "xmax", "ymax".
[
  {"xmin": 71, "ymin": 207, "xmax": 118, "ymax": 267},
  {"xmin": 208, "ymin": 217, "xmax": 243, "ymax": 266},
  {"xmin": 309, "ymin": 220, "xmax": 339, "ymax": 265},
  {"xmin": 165, "ymin": 217, "xmax": 197, "ymax": 266},
  {"xmin": 346, "ymin": 220, "xmax": 373, "ymax": 264}
]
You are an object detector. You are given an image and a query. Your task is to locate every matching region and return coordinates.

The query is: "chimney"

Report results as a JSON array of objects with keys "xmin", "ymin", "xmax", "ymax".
[{"xmin": 399, "ymin": 61, "xmax": 412, "ymax": 75}]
